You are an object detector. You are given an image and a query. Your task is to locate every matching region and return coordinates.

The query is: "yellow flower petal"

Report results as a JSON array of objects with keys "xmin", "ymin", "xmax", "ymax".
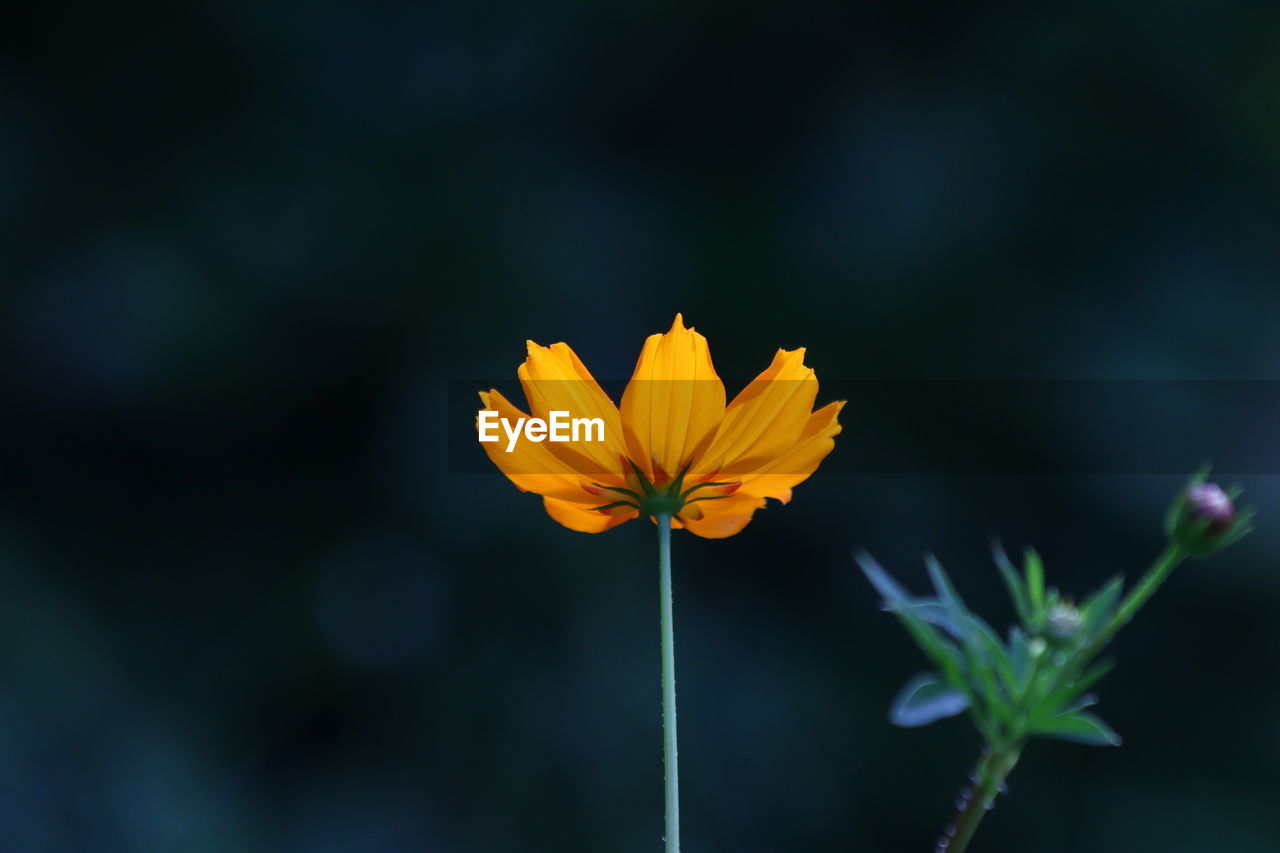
[
  {"xmin": 680, "ymin": 494, "xmax": 768, "ymax": 539},
  {"xmin": 620, "ymin": 314, "xmax": 726, "ymax": 482},
  {"xmin": 737, "ymin": 400, "xmax": 845, "ymax": 503},
  {"xmin": 695, "ymin": 348, "xmax": 817, "ymax": 476},
  {"xmin": 518, "ymin": 340, "xmax": 629, "ymax": 478},
  {"xmin": 543, "ymin": 496, "xmax": 637, "ymax": 533},
  {"xmin": 477, "ymin": 389, "xmax": 602, "ymax": 503}
]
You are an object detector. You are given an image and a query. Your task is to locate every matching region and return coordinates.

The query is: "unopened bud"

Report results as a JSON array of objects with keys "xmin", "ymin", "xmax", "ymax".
[
  {"xmin": 1045, "ymin": 602, "xmax": 1083, "ymax": 645},
  {"xmin": 1167, "ymin": 476, "xmax": 1251, "ymax": 557},
  {"xmin": 1186, "ymin": 483, "xmax": 1235, "ymax": 534}
]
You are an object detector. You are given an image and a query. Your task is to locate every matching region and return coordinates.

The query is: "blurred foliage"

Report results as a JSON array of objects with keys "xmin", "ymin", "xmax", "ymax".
[
  {"xmin": 3, "ymin": 1, "xmax": 1280, "ymax": 851},
  {"xmin": 859, "ymin": 471, "xmax": 1253, "ymax": 852}
]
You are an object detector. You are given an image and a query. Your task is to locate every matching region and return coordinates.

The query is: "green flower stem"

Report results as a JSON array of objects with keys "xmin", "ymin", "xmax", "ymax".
[
  {"xmin": 942, "ymin": 743, "xmax": 1023, "ymax": 853},
  {"xmin": 942, "ymin": 744, "xmax": 1022, "ymax": 853},
  {"xmin": 1085, "ymin": 542, "xmax": 1186, "ymax": 659},
  {"xmin": 657, "ymin": 513, "xmax": 680, "ymax": 853}
]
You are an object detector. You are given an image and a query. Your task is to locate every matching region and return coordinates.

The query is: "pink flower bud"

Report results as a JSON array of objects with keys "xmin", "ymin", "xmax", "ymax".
[{"xmin": 1186, "ymin": 483, "xmax": 1235, "ymax": 534}]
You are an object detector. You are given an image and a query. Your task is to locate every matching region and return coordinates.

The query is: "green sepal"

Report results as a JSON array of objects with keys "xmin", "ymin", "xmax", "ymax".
[{"xmin": 1164, "ymin": 465, "xmax": 1255, "ymax": 558}]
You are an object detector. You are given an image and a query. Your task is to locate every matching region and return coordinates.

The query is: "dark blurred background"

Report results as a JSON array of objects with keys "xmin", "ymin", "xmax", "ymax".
[{"xmin": 4, "ymin": 2, "xmax": 1280, "ymax": 851}]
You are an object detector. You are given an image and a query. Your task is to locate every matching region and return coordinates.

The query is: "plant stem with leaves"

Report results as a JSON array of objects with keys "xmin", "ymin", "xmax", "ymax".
[{"xmin": 859, "ymin": 470, "xmax": 1254, "ymax": 853}]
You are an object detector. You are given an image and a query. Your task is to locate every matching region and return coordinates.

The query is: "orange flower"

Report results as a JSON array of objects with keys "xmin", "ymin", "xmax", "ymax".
[{"xmin": 477, "ymin": 314, "xmax": 844, "ymax": 538}]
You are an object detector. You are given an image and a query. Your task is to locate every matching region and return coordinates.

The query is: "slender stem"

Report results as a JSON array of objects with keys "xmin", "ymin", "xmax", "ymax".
[
  {"xmin": 1083, "ymin": 542, "xmax": 1186, "ymax": 662},
  {"xmin": 940, "ymin": 744, "xmax": 1022, "ymax": 853},
  {"xmin": 657, "ymin": 513, "xmax": 680, "ymax": 853}
]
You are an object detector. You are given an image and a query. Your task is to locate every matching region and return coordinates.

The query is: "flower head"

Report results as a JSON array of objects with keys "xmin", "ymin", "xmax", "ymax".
[
  {"xmin": 1185, "ymin": 483, "xmax": 1234, "ymax": 533},
  {"xmin": 1164, "ymin": 470, "xmax": 1254, "ymax": 558},
  {"xmin": 478, "ymin": 314, "xmax": 843, "ymax": 537},
  {"xmin": 1044, "ymin": 601, "xmax": 1083, "ymax": 645}
]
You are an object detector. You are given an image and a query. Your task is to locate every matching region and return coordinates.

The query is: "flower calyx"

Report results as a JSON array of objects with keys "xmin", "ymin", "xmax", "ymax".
[
  {"xmin": 1165, "ymin": 469, "xmax": 1255, "ymax": 559},
  {"xmin": 588, "ymin": 458, "xmax": 741, "ymax": 524}
]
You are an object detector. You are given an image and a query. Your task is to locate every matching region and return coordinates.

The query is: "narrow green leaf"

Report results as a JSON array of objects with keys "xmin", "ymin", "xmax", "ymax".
[
  {"xmin": 857, "ymin": 554, "xmax": 970, "ymax": 691},
  {"xmin": 965, "ymin": 612, "xmax": 1015, "ymax": 693},
  {"xmin": 857, "ymin": 550, "xmax": 913, "ymax": 608},
  {"xmin": 969, "ymin": 617, "xmax": 1016, "ymax": 724},
  {"xmin": 890, "ymin": 673, "xmax": 970, "ymax": 727},
  {"xmin": 1025, "ymin": 548, "xmax": 1045, "ymax": 613},
  {"xmin": 1080, "ymin": 576, "xmax": 1124, "ymax": 639},
  {"xmin": 925, "ymin": 554, "xmax": 970, "ymax": 626},
  {"xmin": 923, "ymin": 556, "xmax": 1007, "ymax": 720},
  {"xmin": 1039, "ymin": 658, "xmax": 1115, "ymax": 715},
  {"xmin": 1009, "ymin": 627, "xmax": 1031, "ymax": 681},
  {"xmin": 895, "ymin": 602, "xmax": 969, "ymax": 690},
  {"xmin": 1033, "ymin": 710, "xmax": 1122, "ymax": 746},
  {"xmin": 935, "ymin": 558, "xmax": 1018, "ymax": 723},
  {"xmin": 908, "ymin": 599, "xmax": 965, "ymax": 641},
  {"xmin": 1049, "ymin": 692, "xmax": 1098, "ymax": 718},
  {"xmin": 993, "ymin": 539, "xmax": 1032, "ymax": 625}
]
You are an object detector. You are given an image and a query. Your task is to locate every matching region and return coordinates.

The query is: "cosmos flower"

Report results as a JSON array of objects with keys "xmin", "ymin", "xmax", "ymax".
[{"xmin": 478, "ymin": 314, "xmax": 843, "ymax": 537}]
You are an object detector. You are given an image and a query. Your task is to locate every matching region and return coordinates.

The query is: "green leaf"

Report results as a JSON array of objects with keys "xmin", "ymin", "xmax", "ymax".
[
  {"xmin": 992, "ymin": 540, "xmax": 1031, "ymax": 625},
  {"xmin": 890, "ymin": 673, "xmax": 970, "ymax": 727},
  {"xmin": 966, "ymin": 611, "xmax": 1016, "ymax": 696},
  {"xmin": 909, "ymin": 599, "xmax": 966, "ymax": 641},
  {"xmin": 1080, "ymin": 576, "xmax": 1123, "ymax": 638},
  {"xmin": 857, "ymin": 552, "xmax": 1009, "ymax": 741},
  {"xmin": 1050, "ymin": 693, "xmax": 1098, "ymax": 717},
  {"xmin": 925, "ymin": 555, "xmax": 1023, "ymax": 723},
  {"xmin": 924, "ymin": 558, "xmax": 981, "ymax": 653},
  {"xmin": 899, "ymin": 613, "xmax": 968, "ymax": 691},
  {"xmin": 1025, "ymin": 548, "xmax": 1045, "ymax": 613},
  {"xmin": 857, "ymin": 554, "xmax": 969, "ymax": 690},
  {"xmin": 1009, "ymin": 626, "xmax": 1032, "ymax": 681},
  {"xmin": 1037, "ymin": 658, "xmax": 1115, "ymax": 718},
  {"xmin": 925, "ymin": 554, "xmax": 970, "ymax": 629},
  {"xmin": 1032, "ymin": 710, "xmax": 1122, "ymax": 746},
  {"xmin": 857, "ymin": 549, "xmax": 914, "ymax": 607}
]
